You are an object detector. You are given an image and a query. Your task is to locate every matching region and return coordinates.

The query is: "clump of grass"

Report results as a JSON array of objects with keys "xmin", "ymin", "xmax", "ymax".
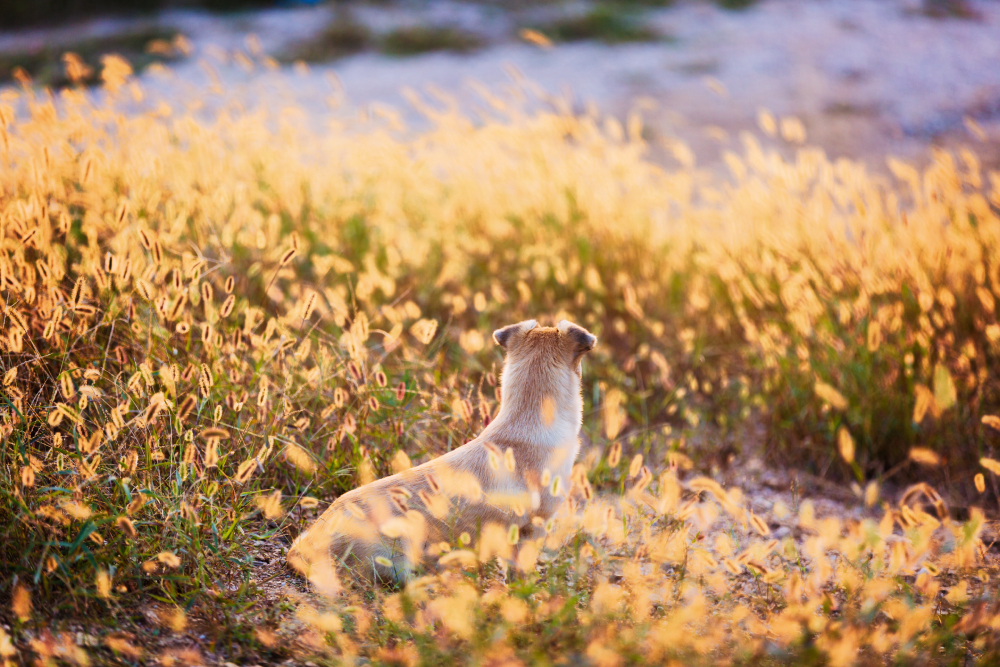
[
  {"xmin": 379, "ymin": 26, "xmax": 486, "ymax": 56},
  {"xmin": 608, "ymin": 0, "xmax": 675, "ymax": 6},
  {"xmin": 0, "ymin": 0, "xmax": 164, "ymax": 29},
  {"xmin": 279, "ymin": 18, "xmax": 371, "ymax": 63},
  {"xmin": 0, "ymin": 0, "xmax": 274, "ymax": 30},
  {"xmin": 0, "ymin": 27, "xmax": 185, "ymax": 87},
  {"xmin": 715, "ymin": 0, "xmax": 758, "ymax": 10},
  {"xmin": 531, "ymin": 5, "xmax": 662, "ymax": 44},
  {"xmin": 921, "ymin": 0, "xmax": 980, "ymax": 19},
  {"xmin": 0, "ymin": 53, "xmax": 999, "ymax": 666}
]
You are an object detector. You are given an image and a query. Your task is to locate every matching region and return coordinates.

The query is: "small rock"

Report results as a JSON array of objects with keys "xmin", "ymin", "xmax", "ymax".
[{"xmin": 647, "ymin": 586, "xmax": 669, "ymax": 606}]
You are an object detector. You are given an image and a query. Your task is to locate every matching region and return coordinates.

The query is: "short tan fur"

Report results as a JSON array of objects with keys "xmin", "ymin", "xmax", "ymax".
[{"xmin": 287, "ymin": 319, "xmax": 596, "ymax": 583}]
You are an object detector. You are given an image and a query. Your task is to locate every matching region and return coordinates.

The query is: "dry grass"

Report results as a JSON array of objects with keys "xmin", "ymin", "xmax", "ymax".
[{"xmin": 1, "ymin": 54, "xmax": 999, "ymax": 666}]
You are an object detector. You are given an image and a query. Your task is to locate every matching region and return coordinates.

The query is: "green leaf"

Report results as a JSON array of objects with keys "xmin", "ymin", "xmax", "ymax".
[
  {"xmin": 68, "ymin": 521, "xmax": 97, "ymax": 553},
  {"xmin": 933, "ymin": 364, "xmax": 956, "ymax": 412}
]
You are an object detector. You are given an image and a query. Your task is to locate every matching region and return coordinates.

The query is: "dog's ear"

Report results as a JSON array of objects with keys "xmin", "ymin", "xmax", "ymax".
[
  {"xmin": 493, "ymin": 319, "xmax": 538, "ymax": 350},
  {"xmin": 558, "ymin": 320, "xmax": 597, "ymax": 355}
]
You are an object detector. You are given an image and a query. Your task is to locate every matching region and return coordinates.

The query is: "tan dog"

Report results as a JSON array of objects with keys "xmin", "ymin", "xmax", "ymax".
[{"xmin": 287, "ymin": 319, "xmax": 596, "ymax": 583}]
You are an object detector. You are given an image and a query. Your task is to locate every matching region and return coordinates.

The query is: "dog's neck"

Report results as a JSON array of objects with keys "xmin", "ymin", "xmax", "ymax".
[{"xmin": 480, "ymin": 359, "xmax": 582, "ymax": 451}]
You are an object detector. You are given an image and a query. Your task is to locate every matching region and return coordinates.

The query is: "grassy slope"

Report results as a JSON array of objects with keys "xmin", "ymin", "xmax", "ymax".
[{"xmin": 0, "ymin": 61, "xmax": 999, "ymax": 665}]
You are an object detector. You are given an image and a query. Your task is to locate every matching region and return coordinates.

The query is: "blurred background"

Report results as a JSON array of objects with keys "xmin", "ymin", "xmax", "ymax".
[{"xmin": 1, "ymin": 0, "xmax": 998, "ymax": 173}]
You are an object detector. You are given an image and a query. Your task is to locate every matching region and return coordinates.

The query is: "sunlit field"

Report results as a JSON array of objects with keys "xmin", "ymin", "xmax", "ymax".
[{"xmin": 2, "ymin": 54, "xmax": 1000, "ymax": 666}]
